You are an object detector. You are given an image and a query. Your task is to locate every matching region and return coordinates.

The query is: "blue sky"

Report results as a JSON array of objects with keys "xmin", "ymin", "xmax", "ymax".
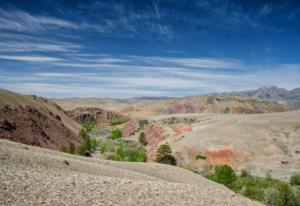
[{"xmin": 0, "ymin": 0, "xmax": 299, "ymax": 98}]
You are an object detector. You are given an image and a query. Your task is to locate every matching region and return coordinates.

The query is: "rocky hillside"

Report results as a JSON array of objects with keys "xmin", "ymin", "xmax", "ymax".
[
  {"xmin": 67, "ymin": 107, "xmax": 128, "ymax": 127},
  {"xmin": 0, "ymin": 139, "xmax": 262, "ymax": 206},
  {"xmin": 0, "ymin": 89, "xmax": 82, "ymax": 150},
  {"xmin": 222, "ymin": 85, "xmax": 300, "ymax": 108},
  {"xmin": 121, "ymin": 95, "xmax": 288, "ymax": 118}
]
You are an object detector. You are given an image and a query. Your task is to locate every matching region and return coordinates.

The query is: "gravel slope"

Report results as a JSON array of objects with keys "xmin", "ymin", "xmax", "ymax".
[{"xmin": 0, "ymin": 140, "xmax": 262, "ymax": 206}]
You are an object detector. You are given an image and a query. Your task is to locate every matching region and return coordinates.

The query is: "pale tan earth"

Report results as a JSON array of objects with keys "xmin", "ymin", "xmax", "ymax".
[
  {"xmin": 53, "ymin": 98, "xmax": 143, "ymax": 110},
  {"xmin": 136, "ymin": 111, "xmax": 300, "ymax": 181},
  {"xmin": 0, "ymin": 139, "xmax": 262, "ymax": 206},
  {"xmin": 120, "ymin": 95, "xmax": 288, "ymax": 118}
]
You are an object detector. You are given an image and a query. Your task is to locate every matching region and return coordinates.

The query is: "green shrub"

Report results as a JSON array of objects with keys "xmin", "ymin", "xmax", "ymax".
[
  {"xmin": 290, "ymin": 174, "xmax": 300, "ymax": 186},
  {"xmin": 111, "ymin": 119, "xmax": 127, "ymax": 126},
  {"xmin": 155, "ymin": 144, "xmax": 176, "ymax": 165},
  {"xmin": 77, "ymin": 144, "xmax": 87, "ymax": 156},
  {"xmin": 213, "ymin": 165, "xmax": 237, "ymax": 189},
  {"xmin": 195, "ymin": 154, "xmax": 206, "ymax": 160},
  {"xmin": 68, "ymin": 143, "xmax": 75, "ymax": 154},
  {"xmin": 82, "ymin": 120, "xmax": 96, "ymax": 132},
  {"xmin": 111, "ymin": 128, "xmax": 122, "ymax": 140},
  {"xmin": 138, "ymin": 132, "xmax": 147, "ymax": 146},
  {"xmin": 98, "ymin": 139, "xmax": 147, "ymax": 162},
  {"xmin": 241, "ymin": 184, "xmax": 265, "ymax": 201},
  {"xmin": 90, "ymin": 139, "xmax": 97, "ymax": 151},
  {"xmin": 60, "ymin": 146, "xmax": 68, "ymax": 153},
  {"xmin": 79, "ymin": 128, "xmax": 89, "ymax": 140},
  {"xmin": 240, "ymin": 169, "xmax": 251, "ymax": 178},
  {"xmin": 276, "ymin": 183, "xmax": 294, "ymax": 206}
]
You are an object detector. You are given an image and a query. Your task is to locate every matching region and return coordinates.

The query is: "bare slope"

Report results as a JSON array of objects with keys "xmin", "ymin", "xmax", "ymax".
[
  {"xmin": 145, "ymin": 111, "xmax": 300, "ymax": 181},
  {"xmin": 0, "ymin": 89, "xmax": 82, "ymax": 149},
  {"xmin": 0, "ymin": 139, "xmax": 262, "ymax": 206}
]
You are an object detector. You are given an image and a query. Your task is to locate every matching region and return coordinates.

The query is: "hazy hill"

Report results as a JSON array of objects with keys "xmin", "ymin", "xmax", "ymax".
[
  {"xmin": 121, "ymin": 95, "xmax": 288, "ymax": 118},
  {"xmin": 222, "ymin": 85, "xmax": 300, "ymax": 108}
]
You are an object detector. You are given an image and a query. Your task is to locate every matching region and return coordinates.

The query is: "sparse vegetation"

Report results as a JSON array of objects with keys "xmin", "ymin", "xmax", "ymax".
[
  {"xmin": 203, "ymin": 165, "xmax": 300, "ymax": 205},
  {"xmin": 111, "ymin": 128, "xmax": 122, "ymax": 140},
  {"xmin": 82, "ymin": 120, "xmax": 96, "ymax": 133},
  {"xmin": 138, "ymin": 119, "xmax": 149, "ymax": 129},
  {"xmin": 155, "ymin": 144, "xmax": 176, "ymax": 165},
  {"xmin": 76, "ymin": 124, "xmax": 98, "ymax": 156},
  {"xmin": 138, "ymin": 132, "xmax": 147, "ymax": 146},
  {"xmin": 111, "ymin": 119, "xmax": 127, "ymax": 126},
  {"xmin": 98, "ymin": 139, "xmax": 147, "ymax": 162},
  {"xmin": 290, "ymin": 174, "xmax": 300, "ymax": 186},
  {"xmin": 195, "ymin": 154, "xmax": 206, "ymax": 160},
  {"xmin": 163, "ymin": 117, "xmax": 196, "ymax": 125},
  {"xmin": 68, "ymin": 143, "xmax": 75, "ymax": 154}
]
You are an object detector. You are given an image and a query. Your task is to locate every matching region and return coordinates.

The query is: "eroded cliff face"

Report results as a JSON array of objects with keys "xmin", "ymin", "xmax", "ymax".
[{"xmin": 67, "ymin": 107, "xmax": 128, "ymax": 127}]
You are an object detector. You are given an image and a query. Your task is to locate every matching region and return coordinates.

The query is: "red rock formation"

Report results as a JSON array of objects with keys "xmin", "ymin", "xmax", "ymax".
[
  {"xmin": 144, "ymin": 124, "xmax": 165, "ymax": 161},
  {"xmin": 121, "ymin": 120, "xmax": 138, "ymax": 137},
  {"xmin": 0, "ymin": 106, "xmax": 82, "ymax": 150}
]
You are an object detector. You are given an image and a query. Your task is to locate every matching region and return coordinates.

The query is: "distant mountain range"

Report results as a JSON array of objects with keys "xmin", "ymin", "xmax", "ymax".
[{"xmin": 220, "ymin": 85, "xmax": 300, "ymax": 108}]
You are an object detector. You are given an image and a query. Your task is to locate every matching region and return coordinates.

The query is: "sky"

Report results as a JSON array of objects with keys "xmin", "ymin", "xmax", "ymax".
[{"xmin": 0, "ymin": 0, "xmax": 300, "ymax": 98}]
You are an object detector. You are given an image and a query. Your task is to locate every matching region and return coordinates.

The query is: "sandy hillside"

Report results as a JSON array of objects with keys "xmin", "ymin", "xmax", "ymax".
[
  {"xmin": 142, "ymin": 111, "xmax": 300, "ymax": 181},
  {"xmin": 0, "ymin": 139, "xmax": 262, "ymax": 206}
]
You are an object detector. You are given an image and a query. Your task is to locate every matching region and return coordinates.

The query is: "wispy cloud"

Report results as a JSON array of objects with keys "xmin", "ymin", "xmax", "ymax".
[
  {"xmin": 259, "ymin": 4, "xmax": 273, "ymax": 16},
  {"xmin": 0, "ymin": 55, "xmax": 61, "ymax": 62},
  {"xmin": 0, "ymin": 9, "xmax": 77, "ymax": 32}
]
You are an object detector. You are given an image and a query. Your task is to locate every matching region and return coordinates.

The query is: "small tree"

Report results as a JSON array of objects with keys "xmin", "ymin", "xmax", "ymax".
[
  {"xmin": 111, "ymin": 128, "xmax": 122, "ymax": 140},
  {"xmin": 138, "ymin": 132, "xmax": 147, "ymax": 146},
  {"xmin": 155, "ymin": 144, "xmax": 176, "ymax": 165},
  {"xmin": 290, "ymin": 174, "xmax": 300, "ymax": 186},
  {"xmin": 68, "ymin": 143, "xmax": 75, "ymax": 154},
  {"xmin": 90, "ymin": 138, "xmax": 97, "ymax": 151},
  {"xmin": 214, "ymin": 165, "xmax": 237, "ymax": 189},
  {"xmin": 79, "ymin": 128, "xmax": 89, "ymax": 140}
]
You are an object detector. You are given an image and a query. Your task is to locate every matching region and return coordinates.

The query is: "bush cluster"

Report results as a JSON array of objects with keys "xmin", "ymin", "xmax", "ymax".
[
  {"xmin": 204, "ymin": 166, "xmax": 300, "ymax": 205},
  {"xmin": 98, "ymin": 139, "xmax": 147, "ymax": 162},
  {"xmin": 111, "ymin": 119, "xmax": 127, "ymax": 126},
  {"xmin": 111, "ymin": 128, "xmax": 122, "ymax": 140}
]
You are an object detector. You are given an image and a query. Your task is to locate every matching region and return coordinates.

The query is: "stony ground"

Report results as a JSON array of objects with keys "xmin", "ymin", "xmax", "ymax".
[{"xmin": 0, "ymin": 140, "xmax": 262, "ymax": 206}]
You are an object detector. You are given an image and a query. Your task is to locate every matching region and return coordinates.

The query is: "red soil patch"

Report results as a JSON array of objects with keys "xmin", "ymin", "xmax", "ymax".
[
  {"xmin": 121, "ymin": 120, "xmax": 138, "ymax": 137},
  {"xmin": 206, "ymin": 149, "xmax": 244, "ymax": 167},
  {"xmin": 144, "ymin": 124, "xmax": 164, "ymax": 161},
  {"xmin": 172, "ymin": 124, "xmax": 192, "ymax": 136}
]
